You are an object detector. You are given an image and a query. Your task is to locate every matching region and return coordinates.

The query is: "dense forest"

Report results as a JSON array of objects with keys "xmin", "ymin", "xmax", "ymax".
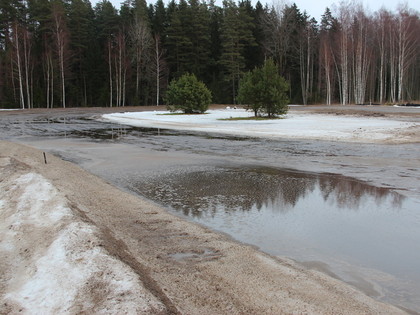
[{"xmin": 0, "ymin": 0, "xmax": 419, "ymax": 108}]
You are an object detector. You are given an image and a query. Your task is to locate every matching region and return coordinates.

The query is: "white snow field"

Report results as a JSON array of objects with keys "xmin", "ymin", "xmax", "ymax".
[{"xmin": 103, "ymin": 108, "xmax": 418, "ymax": 143}]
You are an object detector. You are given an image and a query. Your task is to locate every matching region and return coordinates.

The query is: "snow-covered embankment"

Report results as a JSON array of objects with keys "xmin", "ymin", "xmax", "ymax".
[{"xmin": 0, "ymin": 157, "xmax": 165, "ymax": 314}]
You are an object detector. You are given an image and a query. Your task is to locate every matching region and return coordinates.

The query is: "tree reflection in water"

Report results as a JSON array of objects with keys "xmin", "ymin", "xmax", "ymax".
[{"xmin": 135, "ymin": 166, "xmax": 404, "ymax": 218}]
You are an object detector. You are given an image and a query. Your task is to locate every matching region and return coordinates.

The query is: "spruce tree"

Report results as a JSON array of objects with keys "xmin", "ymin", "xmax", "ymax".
[
  {"xmin": 220, "ymin": 0, "xmax": 256, "ymax": 104},
  {"xmin": 67, "ymin": 0, "xmax": 96, "ymax": 106}
]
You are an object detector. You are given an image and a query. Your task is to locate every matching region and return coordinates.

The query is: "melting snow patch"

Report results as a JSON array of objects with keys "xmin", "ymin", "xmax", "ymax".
[
  {"xmin": 14, "ymin": 173, "xmax": 72, "ymax": 226},
  {"xmin": 1, "ymin": 172, "xmax": 165, "ymax": 314},
  {"xmin": 103, "ymin": 109, "xmax": 418, "ymax": 143},
  {"xmin": 6, "ymin": 221, "xmax": 162, "ymax": 314}
]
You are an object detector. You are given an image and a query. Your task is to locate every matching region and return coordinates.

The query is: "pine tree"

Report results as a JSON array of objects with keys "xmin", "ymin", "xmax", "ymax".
[
  {"xmin": 67, "ymin": 0, "xmax": 95, "ymax": 106},
  {"xmin": 280, "ymin": 4, "xmax": 306, "ymax": 103},
  {"xmin": 149, "ymin": 0, "xmax": 166, "ymax": 38},
  {"xmin": 94, "ymin": 0, "xmax": 119, "ymax": 106},
  {"xmin": 207, "ymin": 1, "xmax": 224, "ymax": 102},
  {"xmin": 238, "ymin": 58, "xmax": 289, "ymax": 117},
  {"xmin": 240, "ymin": 0, "xmax": 263, "ymax": 70},
  {"xmin": 186, "ymin": 0, "xmax": 211, "ymax": 80},
  {"xmin": 166, "ymin": 73, "xmax": 212, "ymax": 113},
  {"xmin": 165, "ymin": 0, "xmax": 211, "ymax": 81},
  {"xmin": 165, "ymin": 0, "xmax": 192, "ymax": 77},
  {"xmin": 220, "ymin": 0, "xmax": 256, "ymax": 104}
]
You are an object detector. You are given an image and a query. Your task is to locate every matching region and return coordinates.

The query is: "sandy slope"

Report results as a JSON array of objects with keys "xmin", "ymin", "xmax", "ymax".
[
  {"xmin": 0, "ymin": 149, "xmax": 165, "ymax": 314},
  {"xmin": 0, "ymin": 141, "xmax": 408, "ymax": 314}
]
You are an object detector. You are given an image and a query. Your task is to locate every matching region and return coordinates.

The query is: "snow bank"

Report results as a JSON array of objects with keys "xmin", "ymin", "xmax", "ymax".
[
  {"xmin": 0, "ymin": 169, "xmax": 165, "ymax": 314},
  {"xmin": 102, "ymin": 109, "xmax": 418, "ymax": 143}
]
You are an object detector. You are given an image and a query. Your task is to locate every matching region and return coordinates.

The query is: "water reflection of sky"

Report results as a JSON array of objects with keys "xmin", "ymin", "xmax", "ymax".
[{"xmin": 135, "ymin": 166, "xmax": 420, "ymax": 311}]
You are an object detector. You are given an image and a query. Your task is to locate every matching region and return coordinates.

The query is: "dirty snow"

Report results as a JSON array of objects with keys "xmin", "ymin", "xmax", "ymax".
[
  {"xmin": 393, "ymin": 105, "xmax": 420, "ymax": 109},
  {"xmin": 103, "ymin": 109, "xmax": 418, "ymax": 143},
  {"xmin": 0, "ymin": 170, "xmax": 165, "ymax": 314}
]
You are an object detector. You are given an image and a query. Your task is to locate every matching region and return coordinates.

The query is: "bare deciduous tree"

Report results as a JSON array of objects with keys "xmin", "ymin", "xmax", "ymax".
[
  {"xmin": 42, "ymin": 33, "xmax": 55, "ymax": 108},
  {"xmin": 351, "ymin": 6, "xmax": 373, "ymax": 104},
  {"xmin": 10, "ymin": 22, "xmax": 33, "ymax": 109},
  {"xmin": 129, "ymin": 14, "xmax": 152, "ymax": 103},
  {"xmin": 152, "ymin": 34, "xmax": 167, "ymax": 106},
  {"xmin": 108, "ymin": 29, "xmax": 129, "ymax": 107},
  {"xmin": 52, "ymin": 2, "xmax": 69, "ymax": 108},
  {"xmin": 334, "ymin": 3, "xmax": 353, "ymax": 105},
  {"xmin": 299, "ymin": 16, "xmax": 317, "ymax": 105},
  {"xmin": 396, "ymin": 6, "xmax": 419, "ymax": 102}
]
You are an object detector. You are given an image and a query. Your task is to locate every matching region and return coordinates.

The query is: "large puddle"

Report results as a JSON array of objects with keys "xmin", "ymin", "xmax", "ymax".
[
  {"xmin": 132, "ymin": 166, "xmax": 420, "ymax": 312},
  {"xmin": 2, "ymin": 113, "xmax": 420, "ymax": 312}
]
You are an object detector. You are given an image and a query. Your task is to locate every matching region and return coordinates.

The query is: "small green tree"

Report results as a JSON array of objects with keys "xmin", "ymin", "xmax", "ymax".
[
  {"xmin": 238, "ymin": 59, "xmax": 289, "ymax": 118},
  {"xmin": 166, "ymin": 73, "xmax": 212, "ymax": 114}
]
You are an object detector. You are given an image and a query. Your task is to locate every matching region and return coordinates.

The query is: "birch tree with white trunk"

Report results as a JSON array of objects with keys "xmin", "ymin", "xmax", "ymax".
[
  {"xmin": 352, "ymin": 6, "xmax": 372, "ymax": 105},
  {"xmin": 396, "ymin": 7, "xmax": 419, "ymax": 102},
  {"xmin": 52, "ymin": 2, "xmax": 69, "ymax": 108},
  {"xmin": 152, "ymin": 34, "xmax": 166, "ymax": 106},
  {"xmin": 334, "ymin": 3, "xmax": 353, "ymax": 105},
  {"xmin": 10, "ymin": 22, "xmax": 33, "ymax": 109}
]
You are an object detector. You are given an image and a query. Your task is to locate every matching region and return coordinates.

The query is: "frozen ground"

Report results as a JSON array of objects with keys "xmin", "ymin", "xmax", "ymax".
[{"xmin": 103, "ymin": 108, "xmax": 419, "ymax": 143}]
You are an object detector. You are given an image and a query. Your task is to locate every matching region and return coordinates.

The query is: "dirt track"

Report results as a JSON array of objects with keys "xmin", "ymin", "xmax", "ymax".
[
  {"xmin": 1, "ymin": 103, "xmax": 420, "ymax": 117},
  {"xmin": 0, "ymin": 140, "xmax": 409, "ymax": 314}
]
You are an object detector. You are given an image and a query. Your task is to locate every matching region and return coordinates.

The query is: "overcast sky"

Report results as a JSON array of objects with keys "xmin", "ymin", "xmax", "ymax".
[{"xmin": 92, "ymin": 0, "xmax": 419, "ymax": 22}]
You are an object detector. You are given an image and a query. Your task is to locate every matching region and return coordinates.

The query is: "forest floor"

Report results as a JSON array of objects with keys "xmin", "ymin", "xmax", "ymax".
[{"xmin": 1, "ymin": 105, "xmax": 419, "ymax": 314}]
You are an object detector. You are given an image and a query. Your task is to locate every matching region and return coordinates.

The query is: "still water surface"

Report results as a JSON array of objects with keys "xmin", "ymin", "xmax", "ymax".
[
  {"xmin": 2, "ymin": 113, "xmax": 420, "ymax": 312},
  {"xmin": 132, "ymin": 166, "xmax": 420, "ymax": 312}
]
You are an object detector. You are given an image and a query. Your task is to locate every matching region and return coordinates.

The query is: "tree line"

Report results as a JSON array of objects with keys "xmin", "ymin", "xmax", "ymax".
[{"xmin": 0, "ymin": 0, "xmax": 419, "ymax": 109}]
